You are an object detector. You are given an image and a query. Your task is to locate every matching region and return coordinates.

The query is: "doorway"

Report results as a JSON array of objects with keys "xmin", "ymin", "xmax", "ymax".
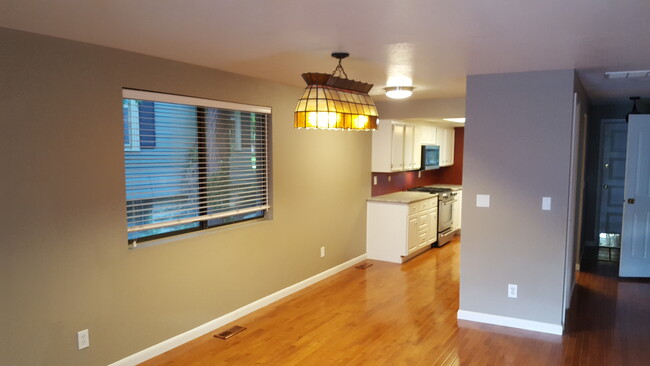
[{"xmin": 595, "ymin": 120, "xmax": 627, "ymax": 263}]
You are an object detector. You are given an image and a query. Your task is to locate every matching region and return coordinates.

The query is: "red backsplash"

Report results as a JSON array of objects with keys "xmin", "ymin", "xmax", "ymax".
[{"xmin": 371, "ymin": 127, "xmax": 464, "ymax": 196}]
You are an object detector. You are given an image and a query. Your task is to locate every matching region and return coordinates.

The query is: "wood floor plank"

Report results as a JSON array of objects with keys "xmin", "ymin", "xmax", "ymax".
[{"xmin": 140, "ymin": 239, "xmax": 650, "ymax": 365}]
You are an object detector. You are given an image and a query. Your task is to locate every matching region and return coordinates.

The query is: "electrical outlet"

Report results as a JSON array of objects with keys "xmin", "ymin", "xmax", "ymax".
[
  {"xmin": 508, "ymin": 284, "xmax": 518, "ymax": 298},
  {"xmin": 77, "ymin": 329, "xmax": 89, "ymax": 350},
  {"xmin": 320, "ymin": 246, "xmax": 325, "ymax": 258},
  {"xmin": 418, "ymin": 171, "xmax": 421, "ymax": 178},
  {"xmin": 373, "ymin": 176, "xmax": 378, "ymax": 185}
]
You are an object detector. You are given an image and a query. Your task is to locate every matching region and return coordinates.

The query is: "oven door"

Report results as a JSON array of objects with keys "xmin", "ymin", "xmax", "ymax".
[{"xmin": 438, "ymin": 199, "xmax": 454, "ymax": 232}]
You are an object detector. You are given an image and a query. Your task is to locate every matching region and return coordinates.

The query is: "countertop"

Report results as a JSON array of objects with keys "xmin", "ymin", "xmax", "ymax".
[{"xmin": 367, "ymin": 191, "xmax": 436, "ymax": 204}]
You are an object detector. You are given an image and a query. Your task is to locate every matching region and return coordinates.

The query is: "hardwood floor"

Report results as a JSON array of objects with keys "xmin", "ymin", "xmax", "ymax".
[{"xmin": 141, "ymin": 238, "xmax": 650, "ymax": 365}]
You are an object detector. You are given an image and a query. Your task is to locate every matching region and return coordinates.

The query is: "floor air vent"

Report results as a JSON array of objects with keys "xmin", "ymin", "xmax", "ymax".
[
  {"xmin": 355, "ymin": 263, "xmax": 373, "ymax": 269},
  {"xmin": 214, "ymin": 325, "xmax": 246, "ymax": 340}
]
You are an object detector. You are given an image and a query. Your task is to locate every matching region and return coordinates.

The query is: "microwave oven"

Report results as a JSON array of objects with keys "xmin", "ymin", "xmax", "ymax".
[{"xmin": 421, "ymin": 145, "xmax": 440, "ymax": 170}]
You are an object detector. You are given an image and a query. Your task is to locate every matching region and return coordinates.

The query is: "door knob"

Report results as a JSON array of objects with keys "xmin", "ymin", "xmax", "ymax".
[
  {"xmin": 604, "ymin": 163, "xmax": 610, "ymax": 168},
  {"xmin": 627, "ymin": 198, "xmax": 636, "ymax": 204},
  {"xmin": 603, "ymin": 184, "xmax": 608, "ymax": 189}
]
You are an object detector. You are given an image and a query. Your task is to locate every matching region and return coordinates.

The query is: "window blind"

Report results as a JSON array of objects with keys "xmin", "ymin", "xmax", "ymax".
[{"xmin": 122, "ymin": 89, "xmax": 271, "ymax": 242}]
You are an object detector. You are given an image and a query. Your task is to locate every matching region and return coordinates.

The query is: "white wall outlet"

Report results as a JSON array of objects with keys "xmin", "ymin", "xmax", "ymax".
[
  {"xmin": 320, "ymin": 246, "xmax": 325, "ymax": 258},
  {"xmin": 388, "ymin": 176, "xmax": 391, "ymax": 182},
  {"xmin": 508, "ymin": 284, "xmax": 518, "ymax": 298},
  {"xmin": 542, "ymin": 197, "xmax": 552, "ymax": 211},
  {"xmin": 476, "ymin": 194, "xmax": 490, "ymax": 208},
  {"xmin": 373, "ymin": 176, "xmax": 378, "ymax": 185},
  {"xmin": 418, "ymin": 171, "xmax": 421, "ymax": 178},
  {"xmin": 77, "ymin": 329, "xmax": 89, "ymax": 350}
]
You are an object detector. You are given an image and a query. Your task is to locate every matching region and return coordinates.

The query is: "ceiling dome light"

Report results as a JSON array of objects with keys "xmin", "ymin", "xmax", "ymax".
[{"xmin": 384, "ymin": 86, "xmax": 414, "ymax": 99}]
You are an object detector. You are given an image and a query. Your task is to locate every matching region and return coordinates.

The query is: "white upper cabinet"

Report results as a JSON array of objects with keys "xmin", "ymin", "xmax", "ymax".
[
  {"xmin": 420, "ymin": 125, "xmax": 438, "ymax": 145},
  {"xmin": 390, "ymin": 124, "xmax": 405, "ymax": 171},
  {"xmin": 372, "ymin": 120, "xmax": 420, "ymax": 172},
  {"xmin": 438, "ymin": 127, "xmax": 455, "ymax": 167},
  {"xmin": 372, "ymin": 120, "xmax": 454, "ymax": 172},
  {"xmin": 403, "ymin": 124, "xmax": 417, "ymax": 170}
]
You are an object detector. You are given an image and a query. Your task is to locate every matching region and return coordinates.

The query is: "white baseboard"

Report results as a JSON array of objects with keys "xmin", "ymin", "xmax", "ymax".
[
  {"xmin": 457, "ymin": 309, "xmax": 563, "ymax": 335},
  {"xmin": 109, "ymin": 254, "xmax": 367, "ymax": 366}
]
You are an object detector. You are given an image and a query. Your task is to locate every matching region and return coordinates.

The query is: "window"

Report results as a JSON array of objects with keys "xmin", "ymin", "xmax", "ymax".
[{"xmin": 122, "ymin": 89, "xmax": 271, "ymax": 243}]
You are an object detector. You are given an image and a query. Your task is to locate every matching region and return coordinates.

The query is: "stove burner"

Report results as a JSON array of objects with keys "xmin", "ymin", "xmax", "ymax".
[{"xmin": 407, "ymin": 186, "xmax": 452, "ymax": 194}]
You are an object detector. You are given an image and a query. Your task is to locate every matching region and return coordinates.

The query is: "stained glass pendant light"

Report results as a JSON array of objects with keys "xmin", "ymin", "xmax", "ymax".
[{"xmin": 294, "ymin": 52, "xmax": 378, "ymax": 130}]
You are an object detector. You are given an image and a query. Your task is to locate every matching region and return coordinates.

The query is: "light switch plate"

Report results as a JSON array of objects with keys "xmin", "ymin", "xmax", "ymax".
[
  {"xmin": 542, "ymin": 197, "xmax": 551, "ymax": 211},
  {"xmin": 476, "ymin": 194, "xmax": 490, "ymax": 208}
]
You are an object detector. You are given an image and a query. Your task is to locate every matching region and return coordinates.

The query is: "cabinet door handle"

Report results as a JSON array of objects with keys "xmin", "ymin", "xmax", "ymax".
[
  {"xmin": 627, "ymin": 198, "xmax": 636, "ymax": 204},
  {"xmin": 603, "ymin": 184, "xmax": 608, "ymax": 190}
]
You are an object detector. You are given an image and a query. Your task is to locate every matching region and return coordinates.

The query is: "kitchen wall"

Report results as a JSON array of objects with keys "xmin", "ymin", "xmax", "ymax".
[
  {"xmin": 0, "ymin": 28, "xmax": 371, "ymax": 365},
  {"xmin": 460, "ymin": 70, "xmax": 580, "ymax": 330},
  {"xmin": 371, "ymin": 127, "xmax": 464, "ymax": 196}
]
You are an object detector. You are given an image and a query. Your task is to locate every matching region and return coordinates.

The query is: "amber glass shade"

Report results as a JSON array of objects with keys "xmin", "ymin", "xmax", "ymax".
[{"xmin": 294, "ymin": 84, "xmax": 378, "ymax": 130}]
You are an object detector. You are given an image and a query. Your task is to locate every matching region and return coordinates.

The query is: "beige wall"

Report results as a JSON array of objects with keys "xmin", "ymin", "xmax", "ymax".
[{"xmin": 0, "ymin": 28, "xmax": 371, "ymax": 365}]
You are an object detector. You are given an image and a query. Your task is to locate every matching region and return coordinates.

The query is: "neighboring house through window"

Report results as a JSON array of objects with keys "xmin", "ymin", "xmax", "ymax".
[{"xmin": 122, "ymin": 89, "xmax": 271, "ymax": 243}]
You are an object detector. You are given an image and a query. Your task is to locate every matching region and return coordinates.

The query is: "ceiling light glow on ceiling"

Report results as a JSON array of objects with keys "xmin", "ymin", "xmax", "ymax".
[
  {"xmin": 294, "ymin": 52, "xmax": 378, "ymax": 131},
  {"xmin": 384, "ymin": 86, "xmax": 415, "ymax": 99},
  {"xmin": 604, "ymin": 70, "xmax": 650, "ymax": 79},
  {"xmin": 443, "ymin": 118, "xmax": 466, "ymax": 123}
]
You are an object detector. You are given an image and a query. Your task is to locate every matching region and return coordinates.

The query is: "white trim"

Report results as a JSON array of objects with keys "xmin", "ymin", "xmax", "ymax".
[
  {"xmin": 108, "ymin": 254, "xmax": 367, "ymax": 366},
  {"xmin": 457, "ymin": 310, "xmax": 563, "ymax": 335},
  {"xmin": 122, "ymin": 89, "xmax": 271, "ymax": 114}
]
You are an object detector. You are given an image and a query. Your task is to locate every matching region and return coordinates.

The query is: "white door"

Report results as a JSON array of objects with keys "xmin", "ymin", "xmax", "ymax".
[
  {"xmin": 391, "ymin": 124, "xmax": 405, "ymax": 171},
  {"xmin": 407, "ymin": 214, "xmax": 419, "ymax": 254},
  {"xmin": 597, "ymin": 120, "xmax": 628, "ymax": 236},
  {"xmin": 620, "ymin": 114, "xmax": 650, "ymax": 277},
  {"xmin": 427, "ymin": 208, "xmax": 438, "ymax": 244},
  {"xmin": 404, "ymin": 125, "xmax": 415, "ymax": 170},
  {"xmin": 444, "ymin": 128, "xmax": 455, "ymax": 166}
]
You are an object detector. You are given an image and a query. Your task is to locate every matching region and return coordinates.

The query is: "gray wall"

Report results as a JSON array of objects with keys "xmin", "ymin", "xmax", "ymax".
[
  {"xmin": 0, "ymin": 28, "xmax": 371, "ymax": 365},
  {"xmin": 460, "ymin": 70, "xmax": 577, "ymax": 326}
]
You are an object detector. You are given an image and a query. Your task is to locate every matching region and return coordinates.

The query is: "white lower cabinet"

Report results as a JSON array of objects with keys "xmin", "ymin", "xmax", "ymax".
[
  {"xmin": 367, "ymin": 196, "xmax": 438, "ymax": 263},
  {"xmin": 427, "ymin": 206, "xmax": 439, "ymax": 243}
]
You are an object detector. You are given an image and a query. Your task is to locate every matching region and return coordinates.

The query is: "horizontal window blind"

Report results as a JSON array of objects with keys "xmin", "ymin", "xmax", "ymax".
[{"xmin": 123, "ymin": 89, "xmax": 271, "ymax": 242}]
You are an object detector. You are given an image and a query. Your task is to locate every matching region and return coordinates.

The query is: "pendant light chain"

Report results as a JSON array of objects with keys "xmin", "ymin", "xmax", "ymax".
[{"xmin": 331, "ymin": 58, "xmax": 349, "ymax": 79}]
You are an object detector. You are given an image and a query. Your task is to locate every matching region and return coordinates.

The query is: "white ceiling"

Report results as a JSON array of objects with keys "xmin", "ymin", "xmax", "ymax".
[{"xmin": 2, "ymin": 0, "xmax": 649, "ymax": 105}]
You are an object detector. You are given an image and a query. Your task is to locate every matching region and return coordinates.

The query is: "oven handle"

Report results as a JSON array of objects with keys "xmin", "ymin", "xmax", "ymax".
[{"xmin": 441, "ymin": 199, "xmax": 457, "ymax": 205}]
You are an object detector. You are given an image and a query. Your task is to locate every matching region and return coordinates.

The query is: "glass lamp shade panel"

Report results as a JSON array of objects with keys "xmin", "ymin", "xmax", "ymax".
[{"xmin": 294, "ymin": 85, "xmax": 378, "ymax": 130}]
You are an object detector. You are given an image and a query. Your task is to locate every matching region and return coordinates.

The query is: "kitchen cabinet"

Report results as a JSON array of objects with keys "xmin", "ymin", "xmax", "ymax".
[
  {"xmin": 419, "ymin": 125, "xmax": 437, "ymax": 145},
  {"xmin": 427, "ymin": 204, "xmax": 439, "ymax": 243},
  {"xmin": 367, "ymin": 192, "xmax": 438, "ymax": 263},
  {"xmin": 437, "ymin": 127, "xmax": 455, "ymax": 167},
  {"xmin": 372, "ymin": 120, "xmax": 420, "ymax": 172}
]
